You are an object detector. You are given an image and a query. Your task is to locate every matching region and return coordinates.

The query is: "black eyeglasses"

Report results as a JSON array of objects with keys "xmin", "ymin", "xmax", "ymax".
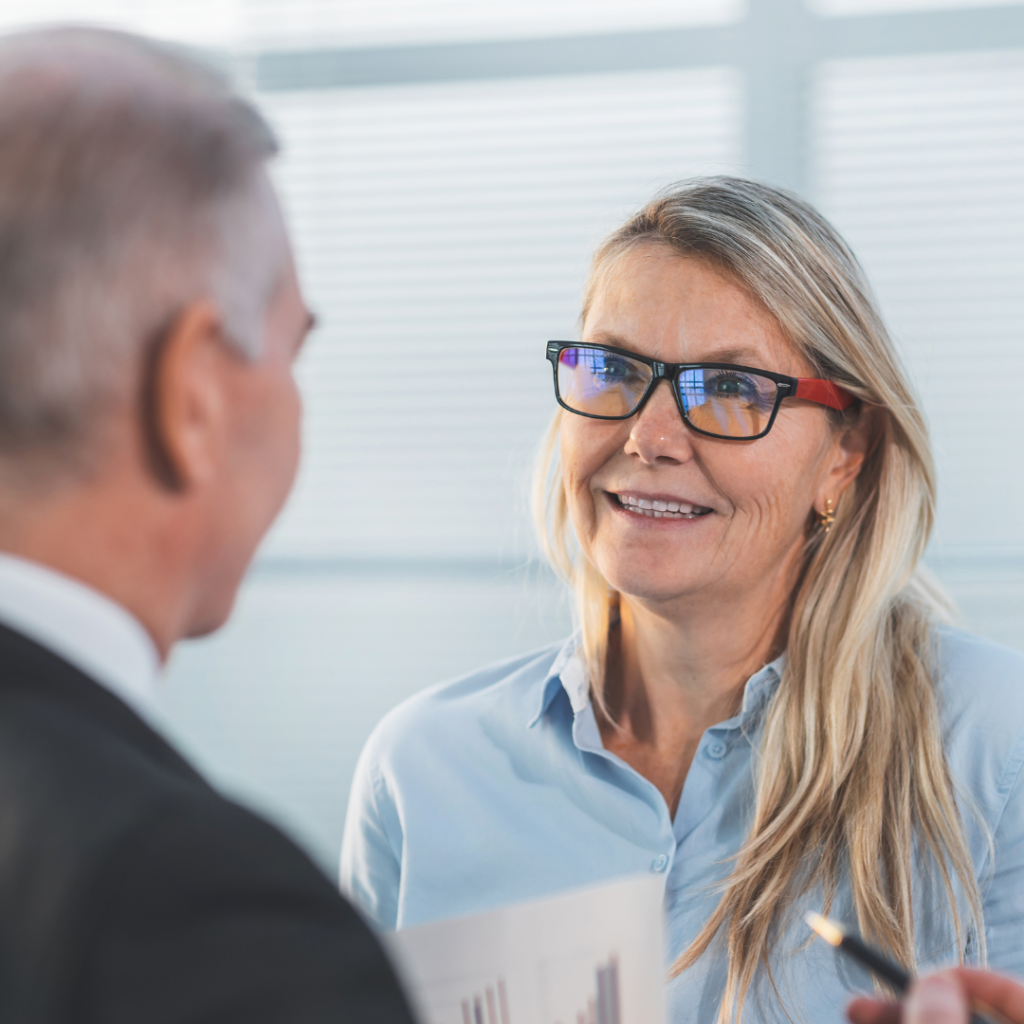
[{"xmin": 546, "ymin": 341, "xmax": 857, "ymax": 441}]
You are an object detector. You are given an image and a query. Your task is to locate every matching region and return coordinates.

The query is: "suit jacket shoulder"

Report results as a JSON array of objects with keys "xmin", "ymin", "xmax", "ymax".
[{"xmin": 0, "ymin": 624, "xmax": 414, "ymax": 1024}]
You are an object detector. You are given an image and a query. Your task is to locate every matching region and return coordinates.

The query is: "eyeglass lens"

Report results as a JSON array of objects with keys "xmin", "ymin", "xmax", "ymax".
[
  {"xmin": 556, "ymin": 346, "xmax": 780, "ymax": 439},
  {"xmin": 557, "ymin": 346, "xmax": 652, "ymax": 417}
]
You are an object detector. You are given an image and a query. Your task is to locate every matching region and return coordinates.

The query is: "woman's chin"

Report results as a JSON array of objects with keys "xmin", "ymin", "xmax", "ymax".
[
  {"xmin": 592, "ymin": 523, "xmax": 725, "ymax": 600},
  {"xmin": 599, "ymin": 563, "xmax": 718, "ymax": 605}
]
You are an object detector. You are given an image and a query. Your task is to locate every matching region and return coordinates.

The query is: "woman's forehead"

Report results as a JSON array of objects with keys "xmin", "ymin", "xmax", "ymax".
[{"xmin": 583, "ymin": 249, "xmax": 810, "ymax": 375}]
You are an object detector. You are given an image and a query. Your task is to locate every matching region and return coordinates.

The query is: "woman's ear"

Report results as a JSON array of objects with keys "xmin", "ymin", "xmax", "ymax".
[
  {"xmin": 816, "ymin": 406, "xmax": 878, "ymax": 510},
  {"xmin": 141, "ymin": 301, "xmax": 231, "ymax": 492}
]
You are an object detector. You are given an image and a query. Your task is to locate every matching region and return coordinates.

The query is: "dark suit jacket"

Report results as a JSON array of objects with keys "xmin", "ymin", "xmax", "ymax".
[{"xmin": 0, "ymin": 622, "xmax": 417, "ymax": 1024}]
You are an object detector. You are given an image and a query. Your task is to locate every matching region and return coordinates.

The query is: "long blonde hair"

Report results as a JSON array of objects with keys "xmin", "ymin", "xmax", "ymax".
[{"xmin": 532, "ymin": 177, "xmax": 983, "ymax": 1021}]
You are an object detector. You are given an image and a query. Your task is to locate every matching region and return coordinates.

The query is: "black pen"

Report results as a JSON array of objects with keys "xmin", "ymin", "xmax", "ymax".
[{"xmin": 804, "ymin": 911, "xmax": 1009, "ymax": 1024}]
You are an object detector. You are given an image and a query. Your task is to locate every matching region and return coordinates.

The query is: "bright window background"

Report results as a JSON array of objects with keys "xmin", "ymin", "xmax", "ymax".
[
  {"xmin": 812, "ymin": 50, "xmax": 1024, "ymax": 556},
  {"xmin": 0, "ymin": 0, "xmax": 240, "ymax": 44},
  {"xmin": 0, "ymin": 0, "xmax": 744, "ymax": 47},
  {"xmin": 808, "ymin": 0, "xmax": 1024, "ymax": 16},
  {"xmin": 263, "ymin": 69, "xmax": 742, "ymax": 561},
  {"xmin": 1, "ymin": 0, "xmax": 1022, "ymax": 867},
  {"xmin": 239, "ymin": 0, "xmax": 745, "ymax": 49}
]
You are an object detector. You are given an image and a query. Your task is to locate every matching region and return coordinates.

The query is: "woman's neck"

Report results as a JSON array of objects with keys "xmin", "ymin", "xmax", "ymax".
[{"xmin": 597, "ymin": 571, "xmax": 794, "ymax": 816}]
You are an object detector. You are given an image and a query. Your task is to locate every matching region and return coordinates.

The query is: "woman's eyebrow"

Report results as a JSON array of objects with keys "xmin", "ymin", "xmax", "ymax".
[
  {"xmin": 585, "ymin": 332, "xmax": 768, "ymax": 367},
  {"xmin": 585, "ymin": 330, "xmax": 632, "ymax": 348},
  {"xmin": 696, "ymin": 345, "xmax": 766, "ymax": 365}
]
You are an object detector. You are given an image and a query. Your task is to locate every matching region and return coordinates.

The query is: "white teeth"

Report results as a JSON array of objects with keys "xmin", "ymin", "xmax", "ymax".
[
  {"xmin": 616, "ymin": 494, "xmax": 712, "ymax": 519},
  {"xmin": 618, "ymin": 495, "xmax": 711, "ymax": 520}
]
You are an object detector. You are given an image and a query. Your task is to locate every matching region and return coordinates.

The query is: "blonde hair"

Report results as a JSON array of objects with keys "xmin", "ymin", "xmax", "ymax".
[{"xmin": 532, "ymin": 177, "xmax": 983, "ymax": 1021}]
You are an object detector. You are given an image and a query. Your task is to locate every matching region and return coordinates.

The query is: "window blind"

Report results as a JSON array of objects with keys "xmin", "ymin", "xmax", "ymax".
[
  {"xmin": 811, "ymin": 49, "xmax": 1024, "ymax": 555},
  {"xmin": 239, "ymin": 0, "xmax": 743, "ymax": 50},
  {"xmin": 808, "ymin": 0, "xmax": 1023, "ymax": 15},
  {"xmin": 260, "ymin": 66, "xmax": 744, "ymax": 562}
]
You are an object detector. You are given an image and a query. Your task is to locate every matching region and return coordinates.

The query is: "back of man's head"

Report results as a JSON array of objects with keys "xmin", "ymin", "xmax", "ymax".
[
  {"xmin": 0, "ymin": 28, "xmax": 285, "ymax": 481},
  {"xmin": 0, "ymin": 28, "xmax": 310, "ymax": 654}
]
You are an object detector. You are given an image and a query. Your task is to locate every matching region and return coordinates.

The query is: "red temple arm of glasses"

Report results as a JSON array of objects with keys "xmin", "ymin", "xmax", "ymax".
[{"xmin": 795, "ymin": 378, "xmax": 857, "ymax": 411}]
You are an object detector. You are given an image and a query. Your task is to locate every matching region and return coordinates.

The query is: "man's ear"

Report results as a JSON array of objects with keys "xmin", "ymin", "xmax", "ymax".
[
  {"xmin": 816, "ymin": 406, "xmax": 878, "ymax": 510},
  {"xmin": 141, "ymin": 301, "xmax": 229, "ymax": 492}
]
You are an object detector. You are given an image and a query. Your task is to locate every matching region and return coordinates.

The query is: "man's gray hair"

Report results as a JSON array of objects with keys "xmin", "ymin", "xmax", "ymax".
[{"xmin": 0, "ymin": 27, "xmax": 286, "ymax": 473}]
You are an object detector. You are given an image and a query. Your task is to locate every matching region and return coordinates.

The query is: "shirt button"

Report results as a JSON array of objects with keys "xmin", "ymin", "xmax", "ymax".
[
  {"xmin": 651, "ymin": 854, "xmax": 669, "ymax": 872},
  {"xmin": 707, "ymin": 741, "xmax": 727, "ymax": 759}
]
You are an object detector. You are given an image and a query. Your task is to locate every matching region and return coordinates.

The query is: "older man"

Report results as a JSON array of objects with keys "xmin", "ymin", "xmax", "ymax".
[{"xmin": 0, "ymin": 27, "xmax": 415, "ymax": 1024}]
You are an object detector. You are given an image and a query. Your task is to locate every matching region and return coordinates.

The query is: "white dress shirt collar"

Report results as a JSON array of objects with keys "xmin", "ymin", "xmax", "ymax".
[{"xmin": 0, "ymin": 552, "xmax": 162, "ymax": 726}]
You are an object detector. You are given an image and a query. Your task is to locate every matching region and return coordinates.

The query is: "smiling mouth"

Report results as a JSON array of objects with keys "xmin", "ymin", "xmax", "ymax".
[{"xmin": 614, "ymin": 494, "xmax": 713, "ymax": 519}]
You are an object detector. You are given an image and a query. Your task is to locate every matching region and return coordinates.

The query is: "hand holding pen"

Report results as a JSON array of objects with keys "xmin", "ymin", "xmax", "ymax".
[
  {"xmin": 805, "ymin": 913, "xmax": 1024, "ymax": 1024},
  {"xmin": 848, "ymin": 970, "xmax": 1024, "ymax": 1024}
]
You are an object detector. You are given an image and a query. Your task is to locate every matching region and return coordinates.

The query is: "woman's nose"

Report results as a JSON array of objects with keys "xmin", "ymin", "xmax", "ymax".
[{"xmin": 624, "ymin": 379, "xmax": 695, "ymax": 465}]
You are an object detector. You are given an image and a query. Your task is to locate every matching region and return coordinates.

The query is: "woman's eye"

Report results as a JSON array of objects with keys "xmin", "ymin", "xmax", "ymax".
[
  {"xmin": 709, "ymin": 373, "xmax": 756, "ymax": 400},
  {"xmin": 596, "ymin": 358, "xmax": 636, "ymax": 382}
]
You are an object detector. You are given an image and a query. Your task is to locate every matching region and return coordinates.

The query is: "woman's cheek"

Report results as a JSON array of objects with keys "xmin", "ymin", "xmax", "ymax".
[
  {"xmin": 560, "ymin": 427, "xmax": 598, "ymax": 509},
  {"xmin": 562, "ymin": 470, "xmax": 597, "ymax": 550}
]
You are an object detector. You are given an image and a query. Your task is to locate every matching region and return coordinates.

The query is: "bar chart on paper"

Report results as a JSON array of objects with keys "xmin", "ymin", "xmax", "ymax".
[
  {"xmin": 545, "ymin": 952, "xmax": 622, "ymax": 1024},
  {"xmin": 436, "ymin": 953, "xmax": 620, "ymax": 1024},
  {"xmin": 386, "ymin": 876, "xmax": 664, "ymax": 1024},
  {"xmin": 456, "ymin": 975, "xmax": 511, "ymax": 1024}
]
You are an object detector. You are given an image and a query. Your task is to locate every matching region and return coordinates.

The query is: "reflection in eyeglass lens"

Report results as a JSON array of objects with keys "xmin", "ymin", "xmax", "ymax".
[
  {"xmin": 678, "ymin": 368, "xmax": 778, "ymax": 437},
  {"xmin": 557, "ymin": 347, "xmax": 652, "ymax": 417}
]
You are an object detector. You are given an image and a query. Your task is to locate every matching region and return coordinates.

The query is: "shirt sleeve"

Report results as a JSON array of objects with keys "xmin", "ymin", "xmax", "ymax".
[
  {"xmin": 983, "ymin": 726, "xmax": 1024, "ymax": 973},
  {"xmin": 339, "ymin": 739, "xmax": 403, "ymax": 932}
]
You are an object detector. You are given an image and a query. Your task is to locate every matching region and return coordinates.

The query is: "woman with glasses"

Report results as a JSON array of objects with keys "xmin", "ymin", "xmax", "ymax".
[{"xmin": 341, "ymin": 178, "xmax": 1024, "ymax": 1023}]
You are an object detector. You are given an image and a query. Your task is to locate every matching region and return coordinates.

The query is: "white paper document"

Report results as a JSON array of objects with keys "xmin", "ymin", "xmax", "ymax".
[{"xmin": 386, "ymin": 874, "xmax": 667, "ymax": 1024}]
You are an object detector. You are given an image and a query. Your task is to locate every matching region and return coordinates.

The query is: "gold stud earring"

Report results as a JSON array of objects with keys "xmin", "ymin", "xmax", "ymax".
[{"xmin": 818, "ymin": 498, "xmax": 836, "ymax": 533}]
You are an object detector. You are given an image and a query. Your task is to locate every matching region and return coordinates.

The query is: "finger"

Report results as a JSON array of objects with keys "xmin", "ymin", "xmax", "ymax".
[
  {"xmin": 905, "ymin": 975, "xmax": 970, "ymax": 1024},
  {"xmin": 848, "ymin": 996, "xmax": 902, "ymax": 1024},
  {"xmin": 950, "ymin": 969, "xmax": 1024, "ymax": 1024}
]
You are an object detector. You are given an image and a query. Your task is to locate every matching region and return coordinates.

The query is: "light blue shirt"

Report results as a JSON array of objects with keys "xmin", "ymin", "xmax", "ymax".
[{"xmin": 341, "ymin": 627, "xmax": 1024, "ymax": 1024}]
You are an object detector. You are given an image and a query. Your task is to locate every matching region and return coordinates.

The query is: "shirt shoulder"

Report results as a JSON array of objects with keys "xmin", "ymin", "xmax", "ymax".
[
  {"xmin": 340, "ymin": 638, "xmax": 576, "ymax": 929},
  {"xmin": 361, "ymin": 637, "xmax": 571, "ymax": 772},
  {"xmin": 933, "ymin": 626, "xmax": 1024, "ymax": 826},
  {"xmin": 935, "ymin": 626, "xmax": 1024, "ymax": 730}
]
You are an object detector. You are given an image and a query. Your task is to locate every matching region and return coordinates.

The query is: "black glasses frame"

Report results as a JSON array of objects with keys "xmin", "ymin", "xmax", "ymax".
[{"xmin": 546, "ymin": 340, "xmax": 803, "ymax": 441}]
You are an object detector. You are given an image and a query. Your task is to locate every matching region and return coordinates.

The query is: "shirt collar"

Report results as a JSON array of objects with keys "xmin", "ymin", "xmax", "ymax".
[
  {"xmin": 528, "ymin": 633, "xmax": 582, "ymax": 726},
  {"xmin": 528, "ymin": 633, "xmax": 787, "ymax": 730},
  {"xmin": 0, "ymin": 553, "xmax": 162, "ymax": 727},
  {"xmin": 735, "ymin": 652, "xmax": 786, "ymax": 726}
]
